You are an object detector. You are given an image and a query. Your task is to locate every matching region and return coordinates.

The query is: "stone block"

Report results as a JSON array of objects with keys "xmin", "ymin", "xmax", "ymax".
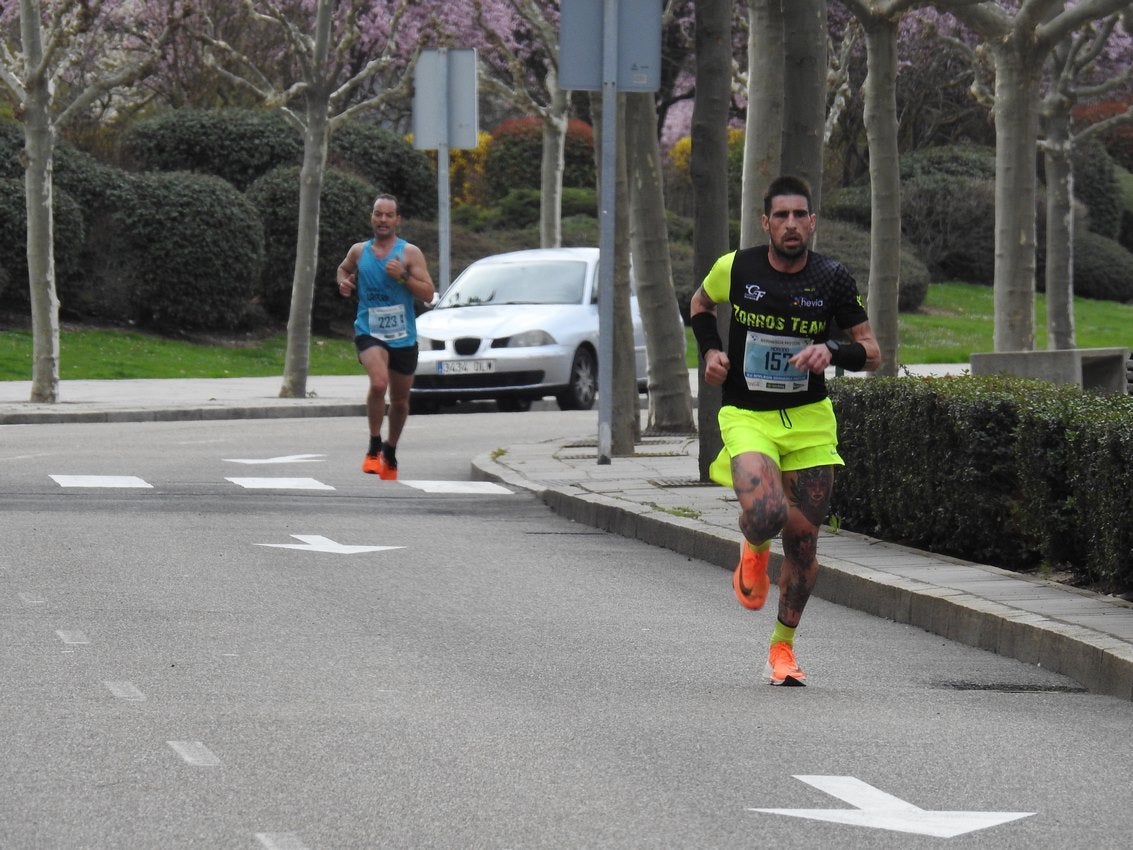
[{"xmin": 969, "ymin": 347, "xmax": 1130, "ymax": 394}]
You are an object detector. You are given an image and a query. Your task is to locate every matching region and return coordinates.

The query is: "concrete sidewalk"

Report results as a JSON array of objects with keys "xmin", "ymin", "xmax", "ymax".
[
  {"xmin": 3, "ymin": 369, "xmax": 1131, "ymax": 700},
  {"xmin": 0, "ymin": 375, "xmax": 366, "ymax": 423}
]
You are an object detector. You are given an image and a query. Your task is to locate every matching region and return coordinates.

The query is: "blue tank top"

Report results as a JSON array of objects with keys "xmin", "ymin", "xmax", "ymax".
[{"xmin": 353, "ymin": 238, "xmax": 417, "ymax": 348}]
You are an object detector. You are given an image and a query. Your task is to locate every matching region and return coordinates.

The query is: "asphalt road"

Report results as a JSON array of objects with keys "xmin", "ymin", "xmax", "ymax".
[{"xmin": 2, "ymin": 412, "xmax": 1131, "ymax": 849}]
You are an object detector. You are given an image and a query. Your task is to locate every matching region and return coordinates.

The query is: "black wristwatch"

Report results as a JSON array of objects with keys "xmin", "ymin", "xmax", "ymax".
[{"xmin": 825, "ymin": 339, "xmax": 841, "ymax": 356}]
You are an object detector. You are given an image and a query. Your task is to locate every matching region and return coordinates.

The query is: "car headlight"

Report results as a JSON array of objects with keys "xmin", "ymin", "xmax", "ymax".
[{"xmin": 506, "ymin": 330, "xmax": 555, "ymax": 347}]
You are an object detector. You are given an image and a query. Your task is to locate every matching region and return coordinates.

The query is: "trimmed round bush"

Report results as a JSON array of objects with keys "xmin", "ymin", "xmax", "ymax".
[
  {"xmin": 901, "ymin": 174, "xmax": 997, "ymax": 284},
  {"xmin": 817, "ymin": 219, "xmax": 931, "ymax": 312},
  {"xmin": 1068, "ymin": 231, "xmax": 1133, "ymax": 301},
  {"xmin": 2, "ymin": 119, "xmax": 121, "ymax": 207},
  {"xmin": 1071, "ymin": 137, "xmax": 1122, "ymax": 240},
  {"xmin": 827, "ymin": 145, "xmax": 1000, "ymax": 285},
  {"xmin": 55, "ymin": 144, "xmax": 123, "ymax": 212},
  {"xmin": 823, "ymin": 184, "xmax": 871, "ymax": 229},
  {"xmin": 898, "ymin": 144, "xmax": 997, "ymax": 182},
  {"xmin": 121, "ymin": 109, "xmax": 303, "ymax": 191},
  {"xmin": 0, "ymin": 178, "xmax": 85, "ymax": 310},
  {"xmin": 246, "ymin": 165, "xmax": 376, "ymax": 332},
  {"xmin": 495, "ymin": 188, "xmax": 541, "ymax": 229},
  {"xmin": 491, "ymin": 186, "xmax": 598, "ymax": 230},
  {"xmin": 0, "ymin": 261, "xmax": 8, "ymax": 303},
  {"xmin": 0, "ymin": 119, "xmax": 24, "ymax": 179},
  {"xmin": 451, "ymin": 202, "xmax": 502, "ymax": 232},
  {"xmin": 1, "ymin": 121, "xmax": 135, "ymax": 318},
  {"xmin": 558, "ymin": 213, "xmax": 600, "ymax": 246},
  {"xmin": 562, "ymin": 186, "xmax": 597, "ymax": 218},
  {"xmin": 111, "ymin": 171, "xmax": 264, "ymax": 332},
  {"xmin": 328, "ymin": 122, "xmax": 436, "ymax": 219},
  {"xmin": 483, "ymin": 117, "xmax": 595, "ymax": 201}
]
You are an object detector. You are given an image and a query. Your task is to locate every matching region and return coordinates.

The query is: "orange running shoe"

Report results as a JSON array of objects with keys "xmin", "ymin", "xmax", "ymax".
[
  {"xmin": 763, "ymin": 641, "xmax": 806, "ymax": 686},
  {"xmin": 362, "ymin": 453, "xmax": 383, "ymax": 474},
  {"xmin": 377, "ymin": 454, "xmax": 398, "ymax": 481},
  {"xmin": 733, "ymin": 540, "xmax": 770, "ymax": 610}
]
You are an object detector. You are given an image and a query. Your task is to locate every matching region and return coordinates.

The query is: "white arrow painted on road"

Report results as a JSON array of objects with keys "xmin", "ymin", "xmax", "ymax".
[
  {"xmin": 223, "ymin": 454, "xmax": 326, "ymax": 464},
  {"xmin": 255, "ymin": 535, "xmax": 404, "ymax": 555},
  {"xmin": 750, "ymin": 775, "xmax": 1035, "ymax": 838}
]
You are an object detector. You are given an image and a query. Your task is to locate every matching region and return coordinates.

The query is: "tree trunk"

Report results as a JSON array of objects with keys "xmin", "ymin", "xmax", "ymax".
[
  {"xmin": 22, "ymin": 6, "xmax": 60, "ymax": 403},
  {"xmin": 691, "ymin": 0, "xmax": 732, "ymax": 481},
  {"xmin": 539, "ymin": 87, "xmax": 568, "ymax": 249},
  {"xmin": 741, "ymin": 0, "xmax": 783, "ymax": 248},
  {"xmin": 280, "ymin": 2, "xmax": 336, "ymax": 399},
  {"xmin": 780, "ymin": 0, "xmax": 826, "ymax": 213},
  {"xmin": 989, "ymin": 45, "xmax": 1042, "ymax": 352},
  {"xmin": 626, "ymin": 92, "xmax": 695, "ymax": 434},
  {"xmin": 1042, "ymin": 117, "xmax": 1076, "ymax": 350},
  {"xmin": 280, "ymin": 104, "xmax": 330, "ymax": 399},
  {"xmin": 860, "ymin": 14, "xmax": 901, "ymax": 376}
]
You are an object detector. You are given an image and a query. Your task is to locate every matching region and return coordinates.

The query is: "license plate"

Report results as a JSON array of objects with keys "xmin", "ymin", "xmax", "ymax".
[{"xmin": 438, "ymin": 360, "xmax": 495, "ymax": 375}]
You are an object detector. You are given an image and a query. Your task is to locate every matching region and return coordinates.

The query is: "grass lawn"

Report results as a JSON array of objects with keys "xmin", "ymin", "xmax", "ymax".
[
  {"xmin": 897, "ymin": 282, "xmax": 1133, "ymax": 364},
  {"xmin": 0, "ymin": 326, "xmax": 361, "ymax": 381}
]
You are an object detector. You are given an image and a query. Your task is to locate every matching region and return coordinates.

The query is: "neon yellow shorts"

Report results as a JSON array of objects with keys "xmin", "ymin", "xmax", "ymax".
[{"xmin": 709, "ymin": 398, "xmax": 844, "ymax": 488}]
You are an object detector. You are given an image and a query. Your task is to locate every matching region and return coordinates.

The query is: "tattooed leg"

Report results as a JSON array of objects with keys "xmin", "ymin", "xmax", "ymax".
[
  {"xmin": 731, "ymin": 452, "xmax": 788, "ymax": 546},
  {"xmin": 777, "ymin": 466, "xmax": 834, "ymax": 627}
]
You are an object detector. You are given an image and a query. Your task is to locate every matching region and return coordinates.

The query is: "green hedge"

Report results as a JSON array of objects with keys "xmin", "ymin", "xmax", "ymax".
[
  {"xmin": 1072, "ymin": 137, "xmax": 1122, "ymax": 240},
  {"xmin": 121, "ymin": 108, "xmax": 303, "ymax": 191},
  {"xmin": 328, "ymin": 122, "xmax": 437, "ymax": 219},
  {"xmin": 245, "ymin": 165, "xmax": 376, "ymax": 332},
  {"xmin": 831, "ymin": 375, "xmax": 1133, "ymax": 591},
  {"xmin": 483, "ymin": 116, "xmax": 595, "ymax": 201},
  {"xmin": 817, "ymin": 219, "xmax": 930, "ymax": 312},
  {"xmin": 0, "ymin": 177, "xmax": 86, "ymax": 310},
  {"xmin": 110, "ymin": 171, "xmax": 264, "ymax": 332},
  {"xmin": 1066, "ymin": 231, "xmax": 1133, "ymax": 302}
]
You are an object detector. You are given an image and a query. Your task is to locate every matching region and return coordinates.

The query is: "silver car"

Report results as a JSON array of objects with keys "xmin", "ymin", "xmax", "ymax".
[{"xmin": 412, "ymin": 248, "xmax": 648, "ymax": 412}]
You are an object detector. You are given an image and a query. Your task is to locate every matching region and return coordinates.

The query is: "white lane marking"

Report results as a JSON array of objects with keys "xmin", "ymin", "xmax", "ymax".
[
  {"xmin": 56, "ymin": 630, "xmax": 90, "ymax": 645},
  {"xmin": 226, "ymin": 477, "xmax": 335, "ymax": 490},
  {"xmin": 51, "ymin": 475, "xmax": 152, "ymax": 488},
  {"xmin": 105, "ymin": 681, "xmax": 147, "ymax": 702},
  {"xmin": 750, "ymin": 775, "xmax": 1035, "ymax": 838},
  {"xmin": 255, "ymin": 833, "xmax": 309, "ymax": 850},
  {"xmin": 255, "ymin": 535, "xmax": 404, "ymax": 555},
  {"xmin": 167, "ymin": 741, "xmax": 221, "ymax": 766},
  {"xmin": 399, "ymin": 480, "xmax": 513, "ymax": 494},
  {"xmin": 224, "ymin": 454, "xmax": 326, "ymax": 465},
  {"xmin": 19, "ymin": 593, "xmax": 45, "ymax": 606}
]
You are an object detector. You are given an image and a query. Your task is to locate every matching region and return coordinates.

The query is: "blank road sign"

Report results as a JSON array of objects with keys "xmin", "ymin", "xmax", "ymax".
[
  {"xmin": 559, "ymin": 0, "xmax": 661, "ymax": 92},
  {"xmin": 413, "ymin": 48, "xmax": 479, "ymax": 150}
]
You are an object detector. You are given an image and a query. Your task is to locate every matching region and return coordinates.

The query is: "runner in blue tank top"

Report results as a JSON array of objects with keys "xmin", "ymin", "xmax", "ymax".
[{"xmin": 337, "ymin": 194, "xmax": 435, "ymax": 479}]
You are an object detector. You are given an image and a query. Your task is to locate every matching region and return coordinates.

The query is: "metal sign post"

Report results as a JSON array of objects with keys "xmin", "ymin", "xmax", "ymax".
[
  {"xmin": 413, "ymin": 48, "xmax": 479, "ymax": 293},
  {"xmin": 560, "ymin": 0, "xmax": 660, "ymax": 464}
]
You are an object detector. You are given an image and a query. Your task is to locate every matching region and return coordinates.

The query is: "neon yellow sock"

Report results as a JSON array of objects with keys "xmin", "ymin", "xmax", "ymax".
[
  {"xmin": 770, "ymin": 619, "xmax": 797, "ymax": 648},
  {"xmin": 746, "ymin": 539, "xmax": 772, "ymax": 554}
]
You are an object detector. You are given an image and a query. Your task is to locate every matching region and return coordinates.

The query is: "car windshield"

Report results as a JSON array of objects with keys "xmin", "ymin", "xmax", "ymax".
[{"xmin": 438, "ymin": 260, "xmax": 587, "ymax": 307}]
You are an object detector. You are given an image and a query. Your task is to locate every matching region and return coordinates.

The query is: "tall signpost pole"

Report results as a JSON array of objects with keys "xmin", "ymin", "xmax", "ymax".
[
  {"xmin": 560, "ymin": 0, "xmax": 660, "ymax": 464},
  {"xmin": 414, "ymin": 49, "xmax": 479, "ymax": 293},
  {"xmin": 596, "ymin": 0, "xmax": 618, "ymax": 463}
]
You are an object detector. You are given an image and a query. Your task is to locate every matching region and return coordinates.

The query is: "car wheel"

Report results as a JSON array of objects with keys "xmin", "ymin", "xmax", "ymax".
[
  {"xmin": 556, "ymin": 347, "xmax": 597, "ymax": 410},
  {"xmin": 409, "ymin": 398, "xmax": 441, "ymax": 415},
  {"xmin": 496, "ymin": 396, "xmax": 532, "ymax": 413}
]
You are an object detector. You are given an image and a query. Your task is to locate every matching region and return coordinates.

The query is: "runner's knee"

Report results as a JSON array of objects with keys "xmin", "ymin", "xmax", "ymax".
[{"xmin": 740, "ymin": 498, "xmax": 789, "ymax": 542}]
